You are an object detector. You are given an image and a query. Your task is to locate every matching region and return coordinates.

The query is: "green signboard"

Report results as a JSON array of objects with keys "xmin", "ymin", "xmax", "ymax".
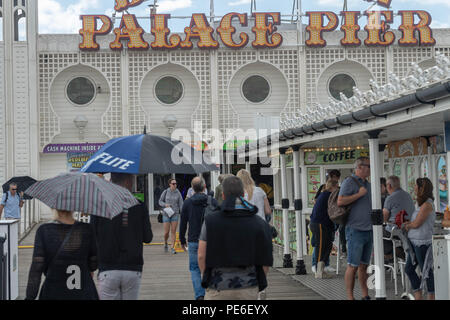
[{"xmin": 305, "ymin": 149, "xmax": 369, "ymax": 165}]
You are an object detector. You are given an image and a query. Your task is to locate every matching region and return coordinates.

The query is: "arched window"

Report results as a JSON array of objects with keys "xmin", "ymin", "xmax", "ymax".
[{"xmin": 14, "ymin": 8, "xmax": 26, "ymax": 42}]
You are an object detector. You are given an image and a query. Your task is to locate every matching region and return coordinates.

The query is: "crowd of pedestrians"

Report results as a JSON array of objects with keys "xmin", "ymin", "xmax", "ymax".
[
  {"xmin": 9, "ymin": 154, "xmax": 439, "ymax": 301},
  {"xmin": 309, "ymin": 157, "xmax": 437, "ymax": 300},
  {"xmin": 21, "ymin": 169, "xmax": 274, "ymax": 301}
]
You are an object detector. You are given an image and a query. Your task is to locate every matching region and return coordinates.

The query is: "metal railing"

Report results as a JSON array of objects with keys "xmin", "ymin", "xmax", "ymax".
[{"xmin": 18, "ymin": 199, "xmax": 40, "ymax": 241}]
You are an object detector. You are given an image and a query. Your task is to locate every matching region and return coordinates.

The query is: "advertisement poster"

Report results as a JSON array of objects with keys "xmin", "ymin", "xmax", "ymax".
[
  {"xmin": 67, "ymin": 152, "xmax": 95, "ymax": 172},
  {"xmin": 438, "ymin": 157, "xmax": 448, "ymax": 212},
  {"xmin": 307, "ymin": 167, "xmax": 321, "ymax": 207}
]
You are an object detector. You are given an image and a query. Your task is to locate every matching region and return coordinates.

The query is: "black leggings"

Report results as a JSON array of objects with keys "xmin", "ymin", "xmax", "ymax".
[{"xmin": 310, "ymin": 222, "xmax": 334, "ymax": 263}]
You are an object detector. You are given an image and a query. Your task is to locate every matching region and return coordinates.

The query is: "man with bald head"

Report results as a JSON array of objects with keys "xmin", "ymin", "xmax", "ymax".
[{"xmin": 180, "ymin": 176, "xmax": 218, "ymax": 300}]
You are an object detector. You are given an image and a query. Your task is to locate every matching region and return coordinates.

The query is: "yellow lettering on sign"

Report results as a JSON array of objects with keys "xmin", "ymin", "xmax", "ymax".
[
  {"xmin": 340, "ymin": 11, "xmax": 361, "ymax": 46},
  {"xmin": 114, "ymin": 0, "xmax": 144, "ymax": 12},
  {"xmin": 110, "ymin": 14, "xmax": 149, "ymax": 51},
  {"xmin": 150, "ymin": 14, "xmax": 181, "ymax": 49},
  {"xmin": 305, "ymin": 12, "xmax": 338, "ymax": 47},
  {"xmin": 79, "ymin": 15, "xmax": 112, "ymax": 51},
  {"xmin": 398, "ymin": 10, "xmax": 435, "ymax": 46},
  {"xmin": 251, "ymin": 12, "xmax": 282, "ymax": 48},
  {"xmin": 217, "ymin": 13, "xmax": 249, "ymax": 49},
  {"xmin": 364, "ymin": 11, "xmax": 395, "ymax": 46},
  {"xmin": 377, "ymin": 0, "xmax": 392, "ymax": 7},
  {"xmin": 180, "ymin": 14, "xmax": 219, "ymax": 49}
]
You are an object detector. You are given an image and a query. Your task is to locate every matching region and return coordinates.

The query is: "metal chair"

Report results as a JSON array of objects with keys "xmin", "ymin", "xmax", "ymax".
[{"xmin": 382, "ymin": 224, "xmax": 405, "ymax": 296}]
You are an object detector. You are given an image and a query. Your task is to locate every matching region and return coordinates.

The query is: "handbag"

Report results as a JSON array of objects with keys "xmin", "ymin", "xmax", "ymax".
[{"xmin": 157, "ymin": 211, "xmax": 163, "ymax": 223}]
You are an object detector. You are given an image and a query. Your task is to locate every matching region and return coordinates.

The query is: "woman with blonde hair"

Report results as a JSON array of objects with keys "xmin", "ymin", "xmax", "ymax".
[
  {"xmin": 25, "ymin": 209, "xmax": 98, "ymax": 300},
  {"xmin": 236, "ymin": 169, "xmax": 272, "ymax": 220}
]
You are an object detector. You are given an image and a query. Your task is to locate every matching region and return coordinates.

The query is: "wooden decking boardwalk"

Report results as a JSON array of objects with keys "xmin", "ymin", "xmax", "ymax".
[{"xmin": 17, "ymin": 216, "xmax": 324, "ymax": 300}]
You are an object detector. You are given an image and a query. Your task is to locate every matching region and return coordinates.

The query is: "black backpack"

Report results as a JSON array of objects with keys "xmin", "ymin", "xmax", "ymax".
[{"xmin": 3, "ymin": 192, "xmax": 9, "ymax": 204}]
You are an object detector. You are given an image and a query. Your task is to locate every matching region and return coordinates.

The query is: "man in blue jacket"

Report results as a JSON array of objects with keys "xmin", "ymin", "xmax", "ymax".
[{"xmin": 180, "ymin": 177, "xmax": 217, "ymax": 300}]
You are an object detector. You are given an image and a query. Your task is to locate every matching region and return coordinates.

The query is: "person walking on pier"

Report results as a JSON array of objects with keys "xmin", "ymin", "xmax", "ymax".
[
  {"xmin": 25, "ymin": 209, "xmax": 99, "ymax": 300},
  {"xmin": 0, "ymin": 183, "xmax": 24, "ymax": 220},
  {"xmin": 180, "ymin": 177, "xmax": 218, "ymax": 300},
  {"xmin": 159, "ymin": 178, "xmax": 183, "ymax": 254},
  {"xmin": 310, "ymin": 179, "xmax": 339, "ymax": 279},
  {"xmin": 198, "ymin": 176, "xmax": 273, "ymax": 300},
  {"xmin": 91, "ymin": 173, "xmax": 153, "ymax": 300},
  {"xmin": 337, "ymin": 157, "xmax": 372, "ymax": 300}
]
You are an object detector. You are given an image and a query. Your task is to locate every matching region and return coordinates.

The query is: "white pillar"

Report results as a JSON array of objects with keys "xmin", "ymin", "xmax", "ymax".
[
  {"xmin": 148, "ymin": 174, "xmax": 154, "ymax": 214},
  {"xmin": 245, "ymin": 160, "xmax": 250, "ymax": 172},
  {"xmin": 293, "ymin": 146, "xmax": 306, "ymax": 274},
  {"xmin": 368, "ymin": 133, "xmax": 387, "ymax": 299},
  {"xmin": 280, "ymin": 149, "xmax": 293, "ymax": 267},
  {"xmin": 121, "ymin": 50, "xmax": 130, "ymax": 135},
  {"xmin": 428, "ymin": 146, "xmax": 439, "ymax": 211},
  {"xmin": 400, "ymin": 158, "xmax": 408, "ymax": 191},
  {"xmin": 300, "ymin": 151, "xmax": 308, "ymax": 256},
  {"xmin": 4, "ymin": 0, "xmax": 15, "ymax": 179}
]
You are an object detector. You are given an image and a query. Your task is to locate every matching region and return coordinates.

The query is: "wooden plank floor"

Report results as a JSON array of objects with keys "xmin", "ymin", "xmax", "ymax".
[{"xmin": 17, "ymin": 216, "xmax": 324, "ymax": 300}]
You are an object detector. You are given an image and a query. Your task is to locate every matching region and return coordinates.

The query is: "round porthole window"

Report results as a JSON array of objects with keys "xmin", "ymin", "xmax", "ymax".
[
  {"xmin": 242, "ymin": 75, "xmax": 270, "ymax": 104},
  {"xmin": 66, "ymin": 77, "xmax": 96, "ymax": 106},
  {"xmin": 328, "ymin": 74, "xmax": 356, "ymax": 101},
  {"xmin": 155, "ymin": 76, "xmax": 184, "ymax": 105}
]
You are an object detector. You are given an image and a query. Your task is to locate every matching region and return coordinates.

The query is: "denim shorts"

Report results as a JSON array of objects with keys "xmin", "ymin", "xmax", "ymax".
[
  {"xmin": 345, "ymin": 226, "xmax": 373, "ymax": 267},
  {"xmin": 163, "ymin": 213, "xmax": 179, "ymax": 223}
]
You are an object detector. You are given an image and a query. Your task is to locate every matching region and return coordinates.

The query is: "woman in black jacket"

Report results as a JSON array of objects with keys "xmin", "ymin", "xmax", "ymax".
[{"xmin": 25, "ymin": 209, "xmax": 98, "ymax": 300}]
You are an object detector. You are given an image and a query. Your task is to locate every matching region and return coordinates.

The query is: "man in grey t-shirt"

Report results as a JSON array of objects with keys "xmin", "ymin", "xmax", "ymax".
[
  {"xmin": 337, "ymin": 157, "xmax": 372, "ymax": 300},
  {"xmin": 382, "ymin": 175, "xmax": 415, "ymax": 256},
  {"xmin": 383, "ymin": 175, "xmax": 415, "ymax": 224}
]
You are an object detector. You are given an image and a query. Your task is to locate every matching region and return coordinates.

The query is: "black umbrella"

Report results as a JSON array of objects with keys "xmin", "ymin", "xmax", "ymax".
[
  {"xmin": 2, "ymin": 176, "xmax": 37, "ymax": 200},
  {"xmin": 81, "ymin": 134, "xmax": 219, "ymax": 174}
]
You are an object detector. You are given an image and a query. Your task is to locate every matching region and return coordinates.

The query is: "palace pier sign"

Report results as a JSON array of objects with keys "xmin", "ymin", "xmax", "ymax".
[{"xmin": 78, "ymin": 0, "xmax": 435, "ymax": 51}]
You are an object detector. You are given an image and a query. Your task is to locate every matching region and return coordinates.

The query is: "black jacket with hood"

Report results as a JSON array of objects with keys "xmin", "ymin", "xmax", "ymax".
[
  {"xmin": 201, "ymin": 196, "xmax": 273, "ymax": 291},
  {"xmin": 180, "ymin": 192, "xmax": 218, "ymax": 245}
]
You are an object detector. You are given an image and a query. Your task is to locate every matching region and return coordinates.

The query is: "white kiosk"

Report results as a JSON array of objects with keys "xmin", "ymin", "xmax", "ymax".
[{"xmin": 0, "ymin": 220, "xmax": 19, "ymax": 300}]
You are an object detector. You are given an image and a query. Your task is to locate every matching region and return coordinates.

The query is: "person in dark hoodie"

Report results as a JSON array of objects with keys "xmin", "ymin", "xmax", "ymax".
[
  {"xmin": 198, "ymin": 176, "xmax": 273, "ymax": 300},
  {"xmin": 90, "ymin": 173, "xmax": 153, "ymax": 300},
  {"xmin": 180, "ymin": 177, "xmax": 218, "ymax": 300}
]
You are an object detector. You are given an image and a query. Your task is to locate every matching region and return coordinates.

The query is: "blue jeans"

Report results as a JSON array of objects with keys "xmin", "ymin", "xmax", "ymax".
[
  {"xmin": 405, "ymin": 243, "xmax": 435, "ymax": 293},
  {"xmin": 188, "ymin": 242, "xmax": 205, "ymax": 299},
  {"xmin": 345, "ymin": 226, "xmax": 373, "ymax": 267}
]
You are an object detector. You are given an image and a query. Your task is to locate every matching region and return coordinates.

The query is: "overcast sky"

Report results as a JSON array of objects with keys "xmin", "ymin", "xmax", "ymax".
[{"xmin": 38, "ymin": 0, "xmax": 450, "ymax": 34}]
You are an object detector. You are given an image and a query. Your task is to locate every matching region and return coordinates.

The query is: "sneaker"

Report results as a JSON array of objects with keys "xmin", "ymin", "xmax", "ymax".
[
  {"xmin": 324, "ymin": 266, "xmax": 336, "ymax": 273},
  {"xmin": 258, "ymin": 290, "xmax": 267, "ymax": 300},
  {"xmin": 171, "ymin": 248, "xmax": 177, "ymax": 254},
  {"xmin": 196, "ymin": 296, "xmax": 204, "ymax": 300},
  {"xmin": 312, "ymin": 265, "xmax": 317, "ymax": 273},
  {"xmin": 361, "ymin": 296, "xmax": 371, "ymax": 300},
  {"xmin": 164, "ymin": 243, "xmax": 168, "ymax": 252}
]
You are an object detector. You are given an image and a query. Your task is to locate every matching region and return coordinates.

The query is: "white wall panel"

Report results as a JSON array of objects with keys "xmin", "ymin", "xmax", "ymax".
[
  {"xmin": 13, "ymin": 44, "xmax": 30, "ymax": 176},
  {"xmin": 0, "ymin": 44, "xmax": 5, "ymax": 183},
  {"xmin": 140, "ymin": 63, "xmax": 200, "ymax": 136},
  {"xmin": 39, "ymin": 153, "xmax": 67, "ymax": 219},
  {"xmin": 49, "ymin": 65, "xmax": 110, "ymax": 144},
  {"xmin": 229, "ymin": 62, "xmax": 288, "ymax": 131}
]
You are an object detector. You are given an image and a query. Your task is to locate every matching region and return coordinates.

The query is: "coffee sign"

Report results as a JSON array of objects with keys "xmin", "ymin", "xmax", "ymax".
[{"xmin": 78, "ymin": 1, "xmax": 434, "ymax": 51}]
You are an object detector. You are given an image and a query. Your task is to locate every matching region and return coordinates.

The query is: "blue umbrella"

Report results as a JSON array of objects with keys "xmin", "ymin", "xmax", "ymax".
[{"xmin": 81, "ymin": 134, "xmax": 219, "ymax": 174}]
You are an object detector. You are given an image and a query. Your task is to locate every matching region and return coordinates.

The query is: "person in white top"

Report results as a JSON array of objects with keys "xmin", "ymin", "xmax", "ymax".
[
  {"xmin": 236, "ymin": 169, "xmax": 272, "ymax": 221},
  {"xmin": 236, "ymin": 169, "xmax": 273, "ymax": 300}
]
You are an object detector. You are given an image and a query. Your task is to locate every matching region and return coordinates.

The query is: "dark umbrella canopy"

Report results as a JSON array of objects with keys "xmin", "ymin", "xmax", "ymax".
[
  {"xmin": 24, "ymin": 172, "xmax": 139, "ymax": 220},
  {"xmin": 2, "ymin": 176, "xmax": 37, "ymax": 200},
  {"xmin": 81, "ymin": 134, "xmax": 219, "ymax": 174}
]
